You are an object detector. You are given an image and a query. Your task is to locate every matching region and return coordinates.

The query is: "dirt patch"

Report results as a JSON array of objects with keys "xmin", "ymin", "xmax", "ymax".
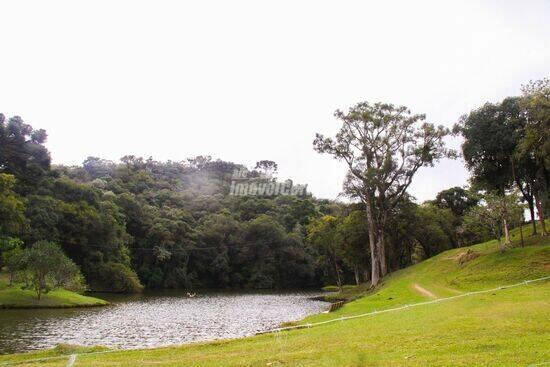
[
  {"xmin": 412, "ymin": 284, "xmax": 437, "ymax": 299},
  {"xmin": 455, "ymin": 249, "xmax": 480, "ymax": 265}
]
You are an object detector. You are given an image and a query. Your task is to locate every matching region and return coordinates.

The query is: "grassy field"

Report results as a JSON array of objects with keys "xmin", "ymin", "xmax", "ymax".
[
  {"xmin": 0, "ymin": 223, "xmax": 548, "ymax": 366},
  {"xmin": 0, "ymin": 275, "xmax": 108, "ymax": 309}
]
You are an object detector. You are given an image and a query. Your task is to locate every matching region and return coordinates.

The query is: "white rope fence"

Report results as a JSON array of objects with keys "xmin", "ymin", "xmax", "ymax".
[
  {"xmin": 0, "ymin": 275, "xmax": 548, "ymax": 366},
  {"xmin": 258, "ymin": 275, "xmax": 550, "ymax": 334}
]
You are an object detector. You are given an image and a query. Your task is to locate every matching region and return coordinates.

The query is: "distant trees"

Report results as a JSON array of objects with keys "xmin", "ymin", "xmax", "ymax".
[
  {"xmin": 314, "ymin": 102, "xmax": 453, "ymax": 286},
  {"xmin": 464, "ymin": 193, "xmax": 524, "ymax": 252},
  {"xmin": 433, "ymin": 187, "xmax": 479, "ymax": 218}
]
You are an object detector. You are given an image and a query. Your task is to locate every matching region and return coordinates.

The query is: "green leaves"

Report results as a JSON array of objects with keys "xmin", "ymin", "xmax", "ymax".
[{"xmin": 0, "ymin": 174, "xmax": 27, "ymax": 236}]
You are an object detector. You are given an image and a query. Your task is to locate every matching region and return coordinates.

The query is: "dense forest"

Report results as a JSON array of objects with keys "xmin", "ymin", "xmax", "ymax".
[{"xmin": 0, "ymin": 79, "xmax": 548, "ymax": 293}]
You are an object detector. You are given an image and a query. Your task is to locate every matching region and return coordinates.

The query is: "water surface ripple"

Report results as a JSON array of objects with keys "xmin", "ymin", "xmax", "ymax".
[{"xmin": 0, "ymin": 291, "xmax": 327, "ymax": 354}]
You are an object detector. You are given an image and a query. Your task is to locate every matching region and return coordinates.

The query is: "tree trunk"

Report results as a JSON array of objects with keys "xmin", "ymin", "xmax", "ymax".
[
  {"xmin": 528, "ymin": 199, "xmax": 537, "ymax": 235},
  {"xmin": 332, "ymin": 257, "xmax": 342, "ymax": 292},
  {"xmin": 497, "ymin": 235, "xmax": 505, "ymax": 253},
  {"xmin": 377, "ymin": 230, "xmax": 387, "ymax": 277},
  {"xmin": 363, "ymin": 265, "xmax": 370, "ymax": 283},
  {"xmin": 519, "ymin": 220, "xmax": 525, "ymax": 247},
  {"xmin": 503, "ymin": 218, "xmax": 511, "ymax": 246},
  {"xmin": 354, "ymin": 265, "xmax": 360, "ymax": 286},
  {"xmin": 535, "ymin": 195, "xmax": 548, "ymax": 236},
  {"xmin": 512, "ymin": 161, "xmax": 536, "ymax": 236},
  {"xmin": 364, "ymin": 202, "xmax": 380, "ymax": 288}
]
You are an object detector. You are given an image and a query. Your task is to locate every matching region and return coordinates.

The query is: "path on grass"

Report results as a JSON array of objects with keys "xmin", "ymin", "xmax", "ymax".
[{"xmin": 413, "ymin": 283, "xmax": 438, "ymax": 299}]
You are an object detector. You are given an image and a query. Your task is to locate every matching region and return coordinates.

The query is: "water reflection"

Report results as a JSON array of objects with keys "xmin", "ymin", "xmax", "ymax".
[{"xmin": 0, "ymin": 290, "xmax": 327, "ymax": 354}]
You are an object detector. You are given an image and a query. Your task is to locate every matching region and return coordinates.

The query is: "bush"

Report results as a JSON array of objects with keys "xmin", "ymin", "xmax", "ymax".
[{"xmin": 88, "ymin": 261, "xmax": 143, "ymax": 293}]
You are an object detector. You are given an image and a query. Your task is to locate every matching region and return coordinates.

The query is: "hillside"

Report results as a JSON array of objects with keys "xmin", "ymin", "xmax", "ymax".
[{"xmin": 1, "ymin": 223, "xmax": 548, "ymax": 366}]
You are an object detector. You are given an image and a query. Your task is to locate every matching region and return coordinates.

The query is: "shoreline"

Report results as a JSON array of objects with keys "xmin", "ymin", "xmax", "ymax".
[{"xmin": 0, "ymin": 301, "xmax": 109, "ymax": 310}]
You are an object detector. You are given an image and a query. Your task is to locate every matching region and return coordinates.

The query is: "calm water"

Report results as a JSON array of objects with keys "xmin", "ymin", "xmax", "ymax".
[{"xmin": 0, "ymin": 290, "xmax": 327, "ymax": 354}]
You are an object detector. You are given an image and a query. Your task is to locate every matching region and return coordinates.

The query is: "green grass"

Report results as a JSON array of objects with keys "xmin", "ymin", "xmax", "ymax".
[
  {"xmin": 320, "ymin": 284, "xmax": 372, "ymax": 303},
  {"xmin": 0, "ymin": 277, "xmax": 108, "ymax": 309},
  {"xmin": 1, "ymin": 223, "xmax": 549, "ymax": 366}
]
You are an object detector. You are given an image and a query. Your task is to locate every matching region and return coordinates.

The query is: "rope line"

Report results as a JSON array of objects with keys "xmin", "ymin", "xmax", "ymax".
[
  {"xmin": 0, "ymin": 275, "xmax": 548, "ymax": 366},
  {"xmin": 258, "ymin": 275, "xmax": 550, "ymax": 334}
]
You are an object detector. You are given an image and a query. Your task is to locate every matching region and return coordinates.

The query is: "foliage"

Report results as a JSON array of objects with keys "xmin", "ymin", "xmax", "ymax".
[
  {"xmin": 1, "ymin": 96, "xmax": 541, "ymax": 294},
  {"xmin": 0, "ymin": 114, "xmax": 51, "ymax": 194},
  {"xmin": 307, "ymin": 215, "xmax": 343, "ymax": 289},
  {"xmin": 313, "ymin": 101, "xmax": 453, "ymax": 286},
  {"xmin": 456, "ymin": 83, "xmax": 549, "ymax": 235},
  {"xmin": 464, "ymin": 192, "xmax": 525, "ymax": 251},
  {"xmin": 0, "ymin": 174, "xmax": 27, "ymax": 237},
  {"xmin": 433, "ymin": 186, "xmax": 479, "ymax": 217},
  {"xmin": 5, "ymin": 241, "xmax": 87, "ymax": 299}
]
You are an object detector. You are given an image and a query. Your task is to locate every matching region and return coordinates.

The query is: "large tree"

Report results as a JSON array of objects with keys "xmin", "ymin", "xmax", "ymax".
[
  {"xmin": 518, "ymin": 79, "xmax": 549, "ymax": 235},
  {"xmin": 314, "ymin": 102, "xmax": 452, "ymax": 287},
  {"xmin": 457, "ymin": 95, "xmax": 547, "ymax": 237},
  {"xmin": 0, "ymin": 114, "xmax": 51, "ymax": 194}
]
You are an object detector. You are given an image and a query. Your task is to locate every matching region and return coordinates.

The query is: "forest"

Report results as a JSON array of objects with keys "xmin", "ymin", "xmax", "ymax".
[{"xmin": 0, "ymin": 79, "xmax": 548, "ymax": 295}]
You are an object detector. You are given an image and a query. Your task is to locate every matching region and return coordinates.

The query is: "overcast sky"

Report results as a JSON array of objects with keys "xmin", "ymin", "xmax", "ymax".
[{"xmin": 1, "ymin": 1, "xmax": 549, "ymax": 202}]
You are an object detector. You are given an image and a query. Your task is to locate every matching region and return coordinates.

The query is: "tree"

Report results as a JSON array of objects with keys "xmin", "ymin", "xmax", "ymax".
[
  {"xmin": 314, "ymin": 102, "xmax": 453, "ymax": 287},
  {"xmin": 464, "ymin": 193, "xmax": 524, "ymax": 252},
  {"xmin": 23, "ymin": 241, "xmax": 86, "ymax": 299},
  {"xmin": 336, "ymin": 210, "xmax": 370, "ymax": 285},
  {"xmin": 414, "ymin": 204, "xmax": 455, "ymax": 256},
  {"xmin": 1, "ymin": 238, "xmax": 25, "ymax": 284},
  {"xmin": 456, "ymin": 96, "xmax": 544, "ymax": 237},
  {"xmin": 518, "ymin": 79, "xmax": 550, "ymax": 236},
  {"xmin": 433, "ymin": 187, "xmax": 479, "ymax": 218},
  {"xmin": 255, "ymin": 160, "xmax": 278, "ymax": 178},
  {"xmin": 307, "ymin": 215, "xmax": 343, "ymax": 290},
  {"xmin": 0, "ymin": 114, "xmax": 51, "ymax": 194},
  {"xmin": 0, "ymin": 174, "xmax": 27, "ymax": 237}
]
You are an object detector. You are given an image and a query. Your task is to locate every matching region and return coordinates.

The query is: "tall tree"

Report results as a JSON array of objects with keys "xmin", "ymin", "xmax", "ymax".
[
  {"xmin": 0, "ymin": 114, "xmax": 51, "ymax": 194},
  {"xmin": 518, "ymin": 79, "xmax": 550, "ymax": 235},
  {"xmin": 314, "ymin": 102, "xmax": 453, "ymax": 287},
  {"xmin": 456, "ymin": 97, "xmax": 544, "ymax": 237},
  {"xmin": 456, "ymin": 97, "xmax": 527, "ymax": 241}
]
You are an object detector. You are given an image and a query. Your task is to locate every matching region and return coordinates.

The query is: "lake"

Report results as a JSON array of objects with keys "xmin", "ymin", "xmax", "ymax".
[{"xmin": 0, "ymin": 290, "xmax": 327, "ymax": 354}]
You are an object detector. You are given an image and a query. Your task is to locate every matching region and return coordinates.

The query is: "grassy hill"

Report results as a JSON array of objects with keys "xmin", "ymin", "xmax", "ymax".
[
  {"xmin": 0, "ymin": 275, "xmax": 108, "ymax": 309},
  {"xmin": 0, "ymin": 223, "xmax": 548, "ymax": 366}
]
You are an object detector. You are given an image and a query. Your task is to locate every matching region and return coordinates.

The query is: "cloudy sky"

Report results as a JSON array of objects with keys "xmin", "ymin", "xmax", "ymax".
[{"xmin": 1, "ymin": 1, "xmax": 549, "ymax": 201}]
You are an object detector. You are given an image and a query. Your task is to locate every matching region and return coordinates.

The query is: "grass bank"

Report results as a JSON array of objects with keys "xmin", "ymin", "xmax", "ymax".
[
  {"xmin": 0, "ymin": 275, "xmax": 109, "ymax": 309},
  {"xmin": 1, "ymin": 223, "xmax": 548, "ymax": 366}
]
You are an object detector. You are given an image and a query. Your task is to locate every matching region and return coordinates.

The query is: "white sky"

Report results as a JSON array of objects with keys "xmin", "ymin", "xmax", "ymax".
[{"xmin": 1, "ymin": 1, "xmax": 549, "ymax": 202}]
